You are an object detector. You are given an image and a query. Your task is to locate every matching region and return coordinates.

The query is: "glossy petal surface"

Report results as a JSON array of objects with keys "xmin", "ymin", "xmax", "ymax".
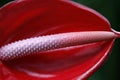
[{"xmin": 0, "ymin": 0, "xmax": 114, "ymax": 80}]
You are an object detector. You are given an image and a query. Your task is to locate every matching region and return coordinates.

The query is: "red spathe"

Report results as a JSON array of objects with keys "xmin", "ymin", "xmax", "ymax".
[{"xmin": 0, "ymin": 0, "xmax": 114, "ymax": 80}]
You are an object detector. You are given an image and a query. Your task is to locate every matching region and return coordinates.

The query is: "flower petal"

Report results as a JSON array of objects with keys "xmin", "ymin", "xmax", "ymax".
[{"xmin": 0, "ymin": 0, "xmax": 114, "ymax": 80}]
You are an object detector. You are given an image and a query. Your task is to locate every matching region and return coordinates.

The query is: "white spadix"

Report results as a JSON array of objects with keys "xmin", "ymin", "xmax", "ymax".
[{"xmin": 0, "ymin": 31, "xmax": 118, "ymax": 61}]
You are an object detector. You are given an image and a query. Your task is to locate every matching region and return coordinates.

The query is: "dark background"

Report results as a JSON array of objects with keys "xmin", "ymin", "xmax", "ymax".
[{"xmin": 0, "ymin": 0, "xmax": 120, "ymax": 80}]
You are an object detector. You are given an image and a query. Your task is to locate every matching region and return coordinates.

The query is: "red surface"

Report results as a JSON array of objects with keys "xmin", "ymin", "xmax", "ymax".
[{"xmin": 0, "ymin": 0, "xmax": 114, "ymax": 80}]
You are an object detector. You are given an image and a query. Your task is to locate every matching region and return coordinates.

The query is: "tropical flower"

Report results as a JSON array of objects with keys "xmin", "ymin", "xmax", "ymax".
[{"xmin": 0, "ymin": 0, "xmax": 120, "ymax": 80}]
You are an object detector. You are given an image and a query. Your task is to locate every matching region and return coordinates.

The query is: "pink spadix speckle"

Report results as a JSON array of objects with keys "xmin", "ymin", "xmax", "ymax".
[{"xmin": 0, "ymin": 31, "xmax": 117, "ymax": 61}]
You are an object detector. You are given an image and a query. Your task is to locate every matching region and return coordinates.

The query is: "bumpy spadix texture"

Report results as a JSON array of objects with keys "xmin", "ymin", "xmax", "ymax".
[{"xmin": 0, "ymin": 31, "xmax": 116, "ymax": 61}]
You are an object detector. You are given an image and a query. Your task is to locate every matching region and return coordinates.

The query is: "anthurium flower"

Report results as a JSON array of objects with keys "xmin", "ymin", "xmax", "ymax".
[{"xmin": 0, "ymin": 0, "xmax": 120, "ymax": 80}]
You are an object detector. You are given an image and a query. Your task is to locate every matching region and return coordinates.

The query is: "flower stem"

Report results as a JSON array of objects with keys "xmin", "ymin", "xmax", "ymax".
[{"xmin": 112, "ymin": 29, "xmax": 120, "ymax": 38}]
